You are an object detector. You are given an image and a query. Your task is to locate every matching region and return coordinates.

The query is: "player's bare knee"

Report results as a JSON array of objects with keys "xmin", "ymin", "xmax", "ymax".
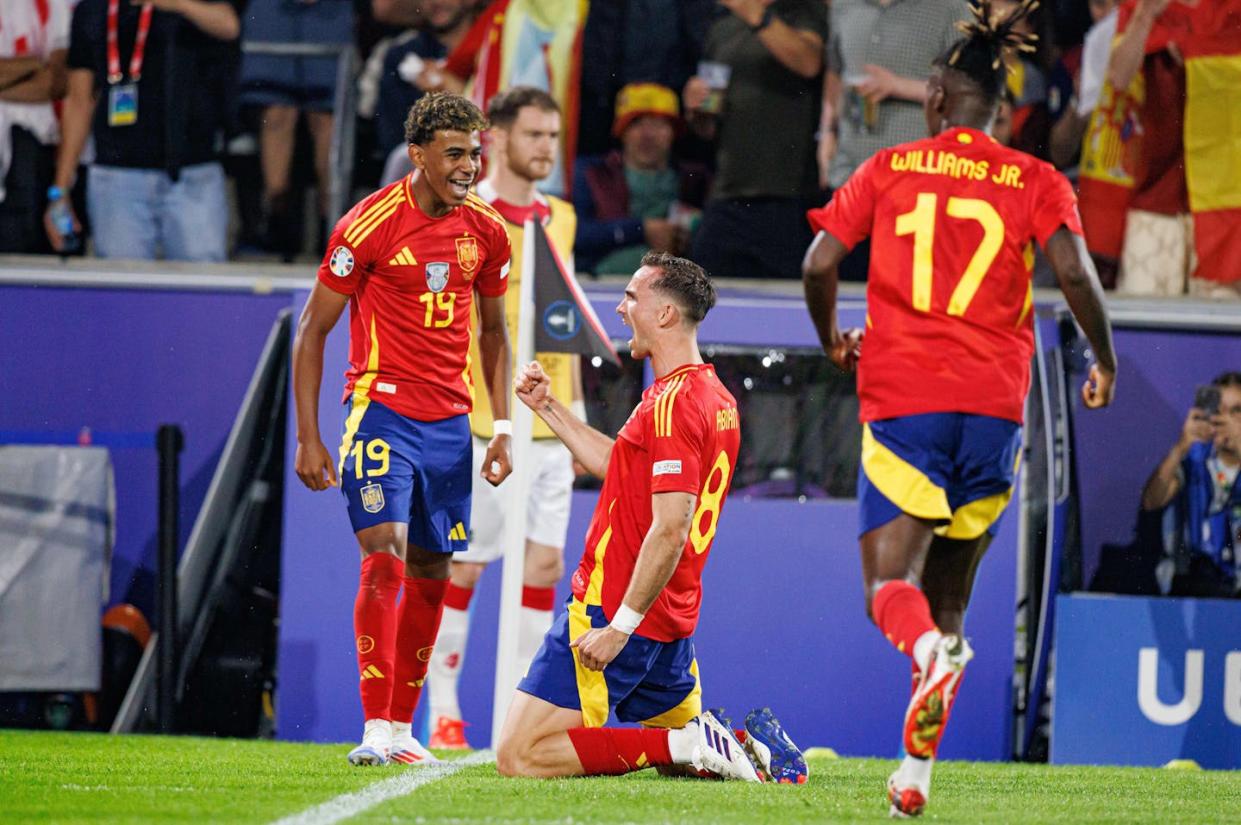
[
  {"xmin": 524, "ymin": 543, "xmax": 563, "ymax": 588},
  {"xmin": 405, "ymin": 545, "xmax": 450, "ymax": 579},
  {"xmin": 495, "ymin": 737, "xmax": 535, "ymax": 778},
  {"xmin": 356, "ymin": 526, "xmax": 404, "ymax": 560},
  {"xmin": 451, "ymin": 561, "xmax": 485, "ymax": 589}
]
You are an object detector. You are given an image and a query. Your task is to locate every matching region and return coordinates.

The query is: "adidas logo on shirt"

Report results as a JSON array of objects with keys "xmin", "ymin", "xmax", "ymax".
[{"xmin": 389, "ymin": 246, "xmax": 417, "ymax": 267}]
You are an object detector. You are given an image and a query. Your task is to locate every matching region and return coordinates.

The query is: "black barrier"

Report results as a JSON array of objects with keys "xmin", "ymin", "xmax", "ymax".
[{"xmin": 156, "ymin": 425, "xmax": 184, "ymax": 733}]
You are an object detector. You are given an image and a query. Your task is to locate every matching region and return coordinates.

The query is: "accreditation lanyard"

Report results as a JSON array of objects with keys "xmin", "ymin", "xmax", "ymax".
[
  {"xmin": 106, "ymin": 0, "xmax": 153, "ymax": 84},
  {"xmin": 105, "ymin": 0, "xmax": 152, "ymax": 126}
]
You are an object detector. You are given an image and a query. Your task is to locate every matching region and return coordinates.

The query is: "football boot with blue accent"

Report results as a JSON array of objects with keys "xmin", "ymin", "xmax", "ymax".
[{"xmin": 743, "ymin": 707, "xmax": 808, "ymax": 785}]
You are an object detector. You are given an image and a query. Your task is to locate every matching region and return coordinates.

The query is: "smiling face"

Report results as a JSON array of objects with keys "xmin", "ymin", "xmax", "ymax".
[{"xmin": 409, "ymin": 129, "xmax": 482, "ymax": 212}]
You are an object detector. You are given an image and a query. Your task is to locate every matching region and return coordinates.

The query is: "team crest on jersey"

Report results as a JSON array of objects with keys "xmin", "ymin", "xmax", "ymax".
[
  {"xmin": 455, "ymin": 235, "xmax": 479, "ymax": 275},
  {"xmin": 424, "ymin": 262, "xmax": 450, "ymax": 292},
  {"xmin": 359, "ymin": 482, "xmax": 385, "ymax": 514},
  {"xmin": 329, "ymin": 245, "xmax": 354, "ymax": 277}
]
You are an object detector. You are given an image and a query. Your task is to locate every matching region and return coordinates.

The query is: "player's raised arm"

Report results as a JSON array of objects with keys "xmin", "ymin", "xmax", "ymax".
[
  {"xmin": 1044, "ymin": 227, "xmax": 1118, "ymax": 409},
  {"xmin": 802, "ymin": 230, "xmax": 863, "ymax": 372},
  {"xmin": 475, "ymin": 292, "xmax": 513, "ymax": 486},
  {"xmin": 291, "ymin": 282, "xmax": 350, "ymax": 491},
  {"xmin": 571, "ymin": 490, "xmax": 696, "ymax": 672},
  {"xmin": 514, "ymin": 361, "xmax": 615, "ymax": 477}
]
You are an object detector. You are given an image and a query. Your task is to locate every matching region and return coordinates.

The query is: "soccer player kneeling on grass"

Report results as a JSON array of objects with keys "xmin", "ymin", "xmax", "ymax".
[
  {"xmin": 495, "ymin": 253, "xmax": 806, "ymax": 784},
  {"xmin": 802, "ymin": 0, "xmax": 1117, "ymax": 816}
]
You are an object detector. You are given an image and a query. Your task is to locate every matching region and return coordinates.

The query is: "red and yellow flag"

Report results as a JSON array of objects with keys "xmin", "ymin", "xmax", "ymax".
[{"xmin": 1181, "ymin": 0, "xmax": 1241, "ymax": 283}]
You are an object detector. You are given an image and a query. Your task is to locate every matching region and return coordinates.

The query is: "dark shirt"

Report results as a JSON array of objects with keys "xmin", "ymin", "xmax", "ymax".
[
  {"xmin": 572, "ymin": 150, "xmax": 710, "ymax": 273},
  {"xmin": 67, "ymin": 0, "xmax": 244, "ymax": 174},
  {"xmin": 702, "ymin": 0, "xmax": 826, "ymax": 201},
  {"xmin": 376, "ymin": 31, "xmax": 448, "ymax": 154},
  {"xmin": 576, "ymin": 0, "xmax": 715, "ymax": 156}
]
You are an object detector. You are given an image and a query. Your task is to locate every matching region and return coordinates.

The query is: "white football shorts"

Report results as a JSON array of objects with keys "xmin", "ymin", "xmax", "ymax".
[{"xmin": 456, "ymin": 437, "xmax": 575, "ymax": 563}]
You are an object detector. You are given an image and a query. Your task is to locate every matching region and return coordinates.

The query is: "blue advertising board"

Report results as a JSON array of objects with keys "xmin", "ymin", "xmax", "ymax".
[{"xmin": 1052, "ymin": 594, "xmax": 1241, "ymax": 769}]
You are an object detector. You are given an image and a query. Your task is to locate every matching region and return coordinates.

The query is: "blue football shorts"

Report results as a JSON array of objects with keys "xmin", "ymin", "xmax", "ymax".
[
  {"xmin": 858, "ymin": 412, "xmax": 1023, "ymax": 540},
  {"xmin": 336, "ymin": 395, "xmax": 472, "ymax": 552},
  {"xmin": 518, "ymin": 598, "xmax": 702, "ymax": 729}
]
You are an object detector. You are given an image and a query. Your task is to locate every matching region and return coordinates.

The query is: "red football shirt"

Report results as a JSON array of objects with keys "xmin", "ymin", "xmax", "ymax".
[
  {"xmin": 808, "ymin": 126, "xmax": 1083, "ymax": 424},
  {"xmin": 318, "ymin": 178, "xmax": 511, "ymax": 421},
  {"xmin": 570, "ymin": 364, "xmax": 741, "ymax": 642}
]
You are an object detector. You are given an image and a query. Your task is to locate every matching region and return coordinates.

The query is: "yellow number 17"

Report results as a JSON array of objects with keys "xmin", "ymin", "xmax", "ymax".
[{"xmin": 894, "ymin": 193, "xmax": 1004, "ymax": 316}]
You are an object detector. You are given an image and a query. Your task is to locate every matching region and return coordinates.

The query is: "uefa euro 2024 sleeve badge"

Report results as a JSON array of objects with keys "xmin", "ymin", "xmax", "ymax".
[
  {"xmin": 425, "ymin": 262, "xmax": 450, "ymax": 293},
  {"xmin": 329, "ymin": 245, "xmax": 354, "ymax": 277}
]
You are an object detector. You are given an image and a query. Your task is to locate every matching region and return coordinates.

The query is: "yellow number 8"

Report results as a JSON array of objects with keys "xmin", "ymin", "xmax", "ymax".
[{"xmin": 690, "ymin": 450, "xmax": 731, "ymax": 555}]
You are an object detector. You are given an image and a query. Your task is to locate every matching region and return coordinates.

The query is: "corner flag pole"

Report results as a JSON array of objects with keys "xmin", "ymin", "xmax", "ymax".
[{"xmin": 490, "ymin": 219, "xmax": 537, "ymax": 748}]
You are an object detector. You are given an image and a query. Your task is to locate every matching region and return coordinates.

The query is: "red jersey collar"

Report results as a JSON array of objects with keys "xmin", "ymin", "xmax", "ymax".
[
  {"xmin": 656, "ymin": 363, "xmax": 709, "ymax": 384},
  {"xmin": 475, "ymin": 179, "xmax": 550, "ymax": 226},
  {"xmin": 937, "ymin": 126, "xmax": 998, "ymax": 146}
]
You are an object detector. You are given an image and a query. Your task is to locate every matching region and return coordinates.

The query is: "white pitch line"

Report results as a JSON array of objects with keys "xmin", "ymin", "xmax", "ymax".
[{"xmin": 271, "ymin": 750, "xmax": 494, "ymax": 825}]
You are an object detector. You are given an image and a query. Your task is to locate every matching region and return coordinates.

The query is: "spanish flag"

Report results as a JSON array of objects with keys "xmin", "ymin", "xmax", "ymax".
[
  {"xmin": 445, "ymin": 0, "xmax": 588, "ymax": 198},
  {"xmin": 1181, "ymin": 0, "xmax": 1241, "ymax": 284},
  {"xmin": 1077, "ymin": 74, "xmax": 1140, "ymax": 262}
]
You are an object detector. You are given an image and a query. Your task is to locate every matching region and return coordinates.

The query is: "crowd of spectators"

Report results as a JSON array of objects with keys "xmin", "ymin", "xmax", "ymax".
[{"xmin": 0, "ymin": 0, "xmax": 1237, "ymax": 296}]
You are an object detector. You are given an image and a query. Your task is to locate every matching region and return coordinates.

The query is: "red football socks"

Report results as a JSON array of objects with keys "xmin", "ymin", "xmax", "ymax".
[
  {"xmin": 390, "ymin": 576, "xmax": 449, "ymax": 723},
  {"xmin": 521, "ymin": 585, "xmax": 556, "ymax": 611},
  {"xmin": 872, "ymin": 580, "xmax": 938, "ymax": 658},
  {"xmin": 444, "ymin": 581, "xmax": 474, "ymax": 611},
  {"xmin": 567, "ymin": 727, "xmax": 674, "ymax": 776},
  {"xmin": 354, "ymin": 553, "xmax": 404, "ymax": 720}
]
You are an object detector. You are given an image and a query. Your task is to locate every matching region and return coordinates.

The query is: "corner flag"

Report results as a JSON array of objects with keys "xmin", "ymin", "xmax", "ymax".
[{"xmin": 529, "ymin": 220, "xmax": 620, "ymax": 366}]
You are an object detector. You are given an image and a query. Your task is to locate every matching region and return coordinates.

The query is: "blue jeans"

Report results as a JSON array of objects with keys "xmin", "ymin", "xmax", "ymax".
[{"xmin": 87, "ymin": 163, "xmax": 228, "ymax": 261}]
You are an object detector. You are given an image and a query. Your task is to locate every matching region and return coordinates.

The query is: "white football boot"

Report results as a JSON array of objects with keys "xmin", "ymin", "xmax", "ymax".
[
  {"xmin": 347, "ymin": 719, "xmax": 392, "ymax": 766},
  {"xmin": 389, "ymin": 722, "xmax": 442, "ymax": 766},
  {"xmin": 690, "ymin": 710, "xmax": 762, "ymax": 782}
]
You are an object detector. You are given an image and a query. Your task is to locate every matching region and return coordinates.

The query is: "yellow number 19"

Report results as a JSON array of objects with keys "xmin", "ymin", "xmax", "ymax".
[
  {"xmin": 894, "ymin": 193, "xmax": 1004, "ymax": 316},
  {"xmin": 419, "ymin": 292, "xmax": 455, "ymax": 328}
]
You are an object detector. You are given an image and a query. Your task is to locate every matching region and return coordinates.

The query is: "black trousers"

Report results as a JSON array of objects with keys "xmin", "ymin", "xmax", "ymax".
[
  {"xmin": 0, "ymin": 125, "xmax": 55, "ymax": 254},
  {"xmin": 691, "ymin": 196, "xmax": 815, "ymax": 280}
]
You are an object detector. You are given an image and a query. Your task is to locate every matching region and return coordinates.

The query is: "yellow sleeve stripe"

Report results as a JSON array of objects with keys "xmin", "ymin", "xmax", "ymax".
[
  {"xmin": 344, "ymin": 187, "xmax": 404, "ymax": 246},
  {"xmin": 348, "ymin": 202, "xmax": 401, "ymax": 248},
  {"xmin": 466, "ymin": 193, "xmax": 506, "ymax": 225},
  {"xmin": 462, "ymin": 201, "xmax": 508, "ymax": 233},
  {"xmin": 347, "ymin": 185, "xmax": 403, "ymax": 237},
  {"xmin": 654, "ymin": 375, "xmax": 686, "ymax": 438}
]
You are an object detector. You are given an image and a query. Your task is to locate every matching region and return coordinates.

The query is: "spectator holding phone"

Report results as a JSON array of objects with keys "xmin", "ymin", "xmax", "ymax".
[{"xmin": 1140, "ymin": 372, "xmax": 1241, "ymax": 597}]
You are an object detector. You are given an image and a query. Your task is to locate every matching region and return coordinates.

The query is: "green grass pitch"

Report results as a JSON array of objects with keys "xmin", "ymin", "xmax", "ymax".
[{"xmin": 1, "ymin": 730, "xmax": 1238, "ymax": 823}]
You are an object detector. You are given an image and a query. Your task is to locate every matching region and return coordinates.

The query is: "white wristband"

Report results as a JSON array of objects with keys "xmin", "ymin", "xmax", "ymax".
[
  {"xmin": 610, "ymin": 604, "xmax": 644, "ymax": 635},
  {"xmin": 492, "ymin": 419, "xmax": 513, "ymax": 436}
]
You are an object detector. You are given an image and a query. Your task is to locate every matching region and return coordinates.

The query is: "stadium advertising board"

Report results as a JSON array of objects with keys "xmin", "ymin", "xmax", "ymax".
[{"xmin": 1052, "ymin": 594, "xmax": 1241, "ymax": 769}]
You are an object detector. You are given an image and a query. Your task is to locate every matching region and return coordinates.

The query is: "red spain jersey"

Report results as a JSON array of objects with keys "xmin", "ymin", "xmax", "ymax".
[
  {"xmin": 318, "ymin": 177, "xmax": 511, "ymax": 421},
  {"xmin": 807, "ymin": 126, "xmax": 1083, "ymax": 424},
  {"xmin": 570, "ymin": 364, "xmax": 741, "ymax": 642}
]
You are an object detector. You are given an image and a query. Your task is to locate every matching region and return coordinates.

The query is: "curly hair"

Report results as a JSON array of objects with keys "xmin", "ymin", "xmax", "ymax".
[
  {"xmin": 641, "ymin": 251, "xmax": 717, "ymax": 324},
  {"xmin": 935, "ymin": 0, "xmax": 1040, "ymax": 104},
  {"xmin": 404, "ymin": 92, "xmax": 489, "ymax": 146}
]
